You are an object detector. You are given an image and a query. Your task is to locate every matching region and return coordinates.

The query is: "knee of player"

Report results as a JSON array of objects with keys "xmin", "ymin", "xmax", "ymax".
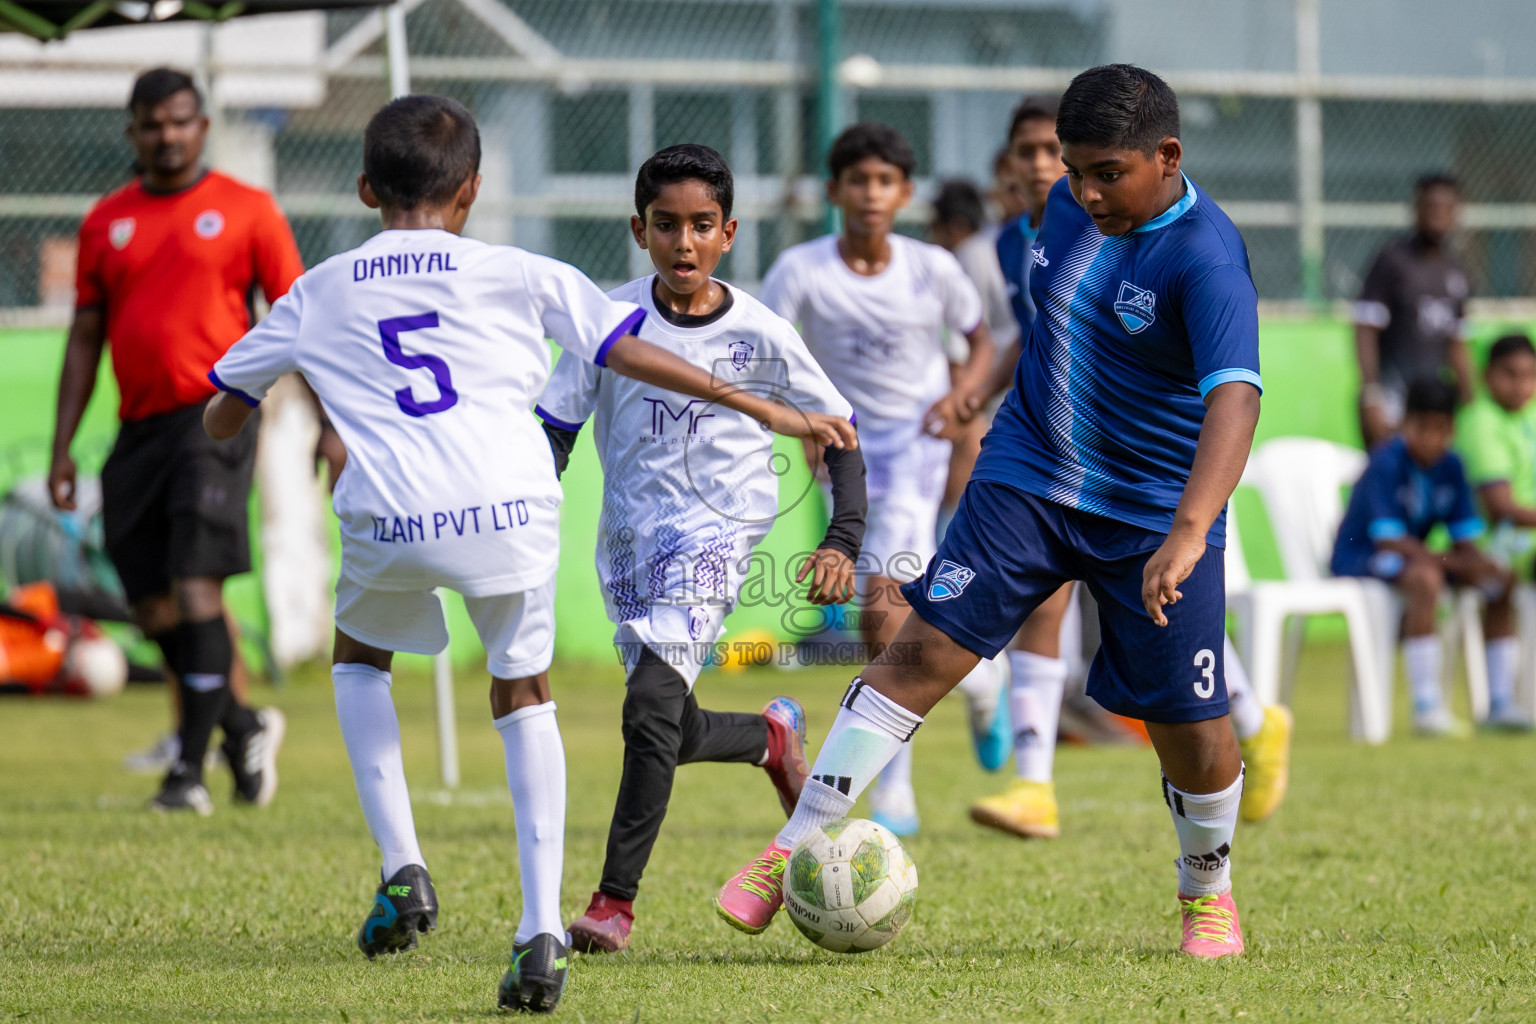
[
  {"xmin": 489, "ymin": 674, "xmax": 551, "ymax": 717},
  {"xmin": 1398, "ymin": 558, "xmax": 1445, "ymax": 600},
  {"xmin": 171, "ymin": 576, "xmax": 226, "ymax": 622}
]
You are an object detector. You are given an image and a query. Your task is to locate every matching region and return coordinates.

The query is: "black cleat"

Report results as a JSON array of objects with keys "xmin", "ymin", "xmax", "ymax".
[
  {"xmin": 497, "ymin": 932, "xmax": 569, "ymax": 1014},
  {"xmin": 149, "ymin": 762, "xmax": 213, "ymax": 816},
  {"xmin": 224, "ymin": 707, "xmax": 286, "ymax": 807},
  {"xmin": 357, "ymin": 864, "xmax": 438, "ymax": 959}
]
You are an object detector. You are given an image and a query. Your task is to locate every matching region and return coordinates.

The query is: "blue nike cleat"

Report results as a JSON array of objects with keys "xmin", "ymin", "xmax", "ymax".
[
  {"xmin": 498, "ymin": 932, "xmax": 569, "ymax": 1014},
  {"xmin": 358, "ymin": 864, "xmax": 438, "ymax": 959},
  {"xmin": 960, "ymin": 657, "xmax": 1012, "ymax": 772}
]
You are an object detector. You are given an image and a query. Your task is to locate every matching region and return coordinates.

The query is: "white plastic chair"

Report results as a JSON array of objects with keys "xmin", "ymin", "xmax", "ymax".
[
  {"xmin": 1242, "ymin": 436, "xmax": 1487, "ymax": 735},
  {"xmin": 1224, "ymin": 477, "xmax": 1389, "ymax": 744}
]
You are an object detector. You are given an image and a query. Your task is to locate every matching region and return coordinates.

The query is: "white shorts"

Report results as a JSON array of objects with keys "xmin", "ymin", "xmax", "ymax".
[
  {"xmin": 857, "ymin": 430, "xmax": 950, "ymax": 584},
  {"xmin": 614, "ymin": 599, "xmax": 728, "ymax": 690},
  {"xmin": 334, "ymin": 573, "xmax": 556, "ymax": 679}
]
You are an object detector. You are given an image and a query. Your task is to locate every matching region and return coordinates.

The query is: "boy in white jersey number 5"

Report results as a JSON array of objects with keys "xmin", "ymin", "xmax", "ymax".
[
  {"xmin": 717, "ymin": 65, "xmax": 1263, "ymax": 960},
  {"xmin": 203, "ymin": 98, "xmax": 854, "ymax": 1014},
  {"xmin": 536, "ymin": 145, "xmax": 866, "ymax": 954}
]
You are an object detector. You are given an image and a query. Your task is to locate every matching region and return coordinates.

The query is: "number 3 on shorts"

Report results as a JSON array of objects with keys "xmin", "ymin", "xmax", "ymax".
[
  {"xmin": 1192, "ymin": 647, "xmax": 1216, "ymax": 699},
  {"xmin": 379, "ymin": 312, "xmax": 458, "ymax": 417}
]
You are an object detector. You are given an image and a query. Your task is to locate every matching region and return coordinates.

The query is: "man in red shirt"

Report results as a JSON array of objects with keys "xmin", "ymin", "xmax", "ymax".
[{"xmin": 49, "ymin": 68, "xmax": 302, "ymax": 815}]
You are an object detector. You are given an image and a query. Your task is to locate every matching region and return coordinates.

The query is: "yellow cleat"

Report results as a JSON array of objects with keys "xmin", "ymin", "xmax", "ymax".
[
  {"xmin": 1238, "ymin": 704, "xmax": 1293, "ymax": 823},
  {"xmin": 969, "ymin": 779, "xmax": 1060, "ymax": 839}
]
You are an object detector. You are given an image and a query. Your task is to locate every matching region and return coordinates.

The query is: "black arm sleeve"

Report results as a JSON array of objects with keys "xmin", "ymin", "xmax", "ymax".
[
  {"xmin": 542, "ymin": 420, "xmax": 580, "ymax": 479},
  {"xmin": 818, "ymin": 443, "xmax": 867, "ymax": 560}
]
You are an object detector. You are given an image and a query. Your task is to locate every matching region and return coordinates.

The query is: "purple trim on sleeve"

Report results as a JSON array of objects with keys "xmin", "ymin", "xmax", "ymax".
[
  {"xmin": 207, "ymin": 369, "xmax": 260, "ymax": 408},
  {"xmin": 593, "ymin": 308, "xmax": 647, "ymax": 367},
  {"xmin": 849, "ymin": 412, "xmax": 857, "ymax": 426},
  {"xmin": 534, "ymin": 405, "xmax": 585, "ymax": 432}
]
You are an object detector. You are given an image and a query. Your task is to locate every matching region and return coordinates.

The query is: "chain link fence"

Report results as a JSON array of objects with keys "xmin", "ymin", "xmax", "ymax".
[{"xmin": 3, "ymin": 0, "xmax": 1536, "ymax": 315}]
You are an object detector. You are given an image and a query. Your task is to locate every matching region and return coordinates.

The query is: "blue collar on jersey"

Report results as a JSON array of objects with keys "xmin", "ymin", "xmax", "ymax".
[{"xmin": 1130, "ymin": 173, "xmax": 1198, "ymax": 234}]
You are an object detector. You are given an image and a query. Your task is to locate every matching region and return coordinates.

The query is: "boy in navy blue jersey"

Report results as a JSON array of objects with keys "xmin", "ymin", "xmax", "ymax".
[
  {"xmin": 1332, "ymin": 377, "xmax": 1513, "ymax": 736},
  {"xmin": 716, "ymin": 64, "xmax": 1262, "ymax": 959}
]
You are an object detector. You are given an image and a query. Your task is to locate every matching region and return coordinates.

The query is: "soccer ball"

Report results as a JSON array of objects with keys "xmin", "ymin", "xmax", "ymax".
[
  {"xmin": 783, "ymin": 817, "xmax": 918, "ymax": 953},
  {"xmin": 61, "ymin": 635, "xmax": 127, "ymax": 698}
]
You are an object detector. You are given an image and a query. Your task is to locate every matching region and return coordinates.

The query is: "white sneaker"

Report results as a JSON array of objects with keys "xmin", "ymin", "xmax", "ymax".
[
  {"xmin": 124, "ymin": 732, "xmax": 180, "ymax": 774},
  {"xmin": 1413, "ymin": 706, "xmax": 1472, "ymax": 738},
  {"xmin": 1483, "ymin": 705, "xmax": 1535, "ymax": 732}
]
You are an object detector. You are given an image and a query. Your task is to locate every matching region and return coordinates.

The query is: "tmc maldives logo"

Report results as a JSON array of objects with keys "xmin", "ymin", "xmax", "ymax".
[
  {"xmin": 928, "ymin": 560, "xmax": 976, "ymax": 602},
  {"xmin": 1114, "ymin": 281, "xmax": 1157, "ymax": 334}
]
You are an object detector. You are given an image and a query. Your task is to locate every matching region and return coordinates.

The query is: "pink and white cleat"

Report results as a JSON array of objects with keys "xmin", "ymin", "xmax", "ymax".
[
  {"xmin": 1178, "ymin": 890, "xmax": 1245, "ymax": 958},
  {"xmin": 761, "ymin": 697, "xmax": 810, "ymax": 817},
  {"xmin": 713, "ymin": 840, "xmax": 791, "ymax": 934}
]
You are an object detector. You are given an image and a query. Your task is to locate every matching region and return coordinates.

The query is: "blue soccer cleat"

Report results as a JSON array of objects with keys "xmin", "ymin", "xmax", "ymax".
[
  {"xmin": 358, "ymin": 864, "xmax": 438, "ymax": 959},
  {"xmin": 869, "ymin": 786, "xmax": 920, "ymax": 837},
  {"xmin": 961, "ymin": 657, "xmax": 1012, "ymax": 772}
]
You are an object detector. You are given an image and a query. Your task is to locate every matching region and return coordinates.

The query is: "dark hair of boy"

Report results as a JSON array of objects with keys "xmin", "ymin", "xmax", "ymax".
[
  {"xmin": 1415, "ymin": 173, "xmax": 1459, "ymax": 196},
  {"xmin": 1488, "ymin": 332, "xmax": 1536, "ymax": 366},
  {"xmin": 1056, "ymin": 64, "xmax": 1180, "ymax": 155},
  {"xmin": 827, "ymin": 122, "xmax": 917, "ymax": 180},
  {"xmin": 129, "ymin": 67, "xmax": 200, "ymax": 114},
  {"xmin": 635, "ymin": 144, "xmax": 734, "ymax": 221},
  {"xmin": 363, "ymin": 95, "xmax": 481, "ymax": 211},
  {"xmin": 1405, "ymin": 376, "xmax": 1460, "ymax": 419},
  {"xmin": 1008, "ymin": 95, "xmax": 1060, "ymax": 140},
  {"xmin": 931, "ymin": 179, "xmax": 986, "ymax": 233}
]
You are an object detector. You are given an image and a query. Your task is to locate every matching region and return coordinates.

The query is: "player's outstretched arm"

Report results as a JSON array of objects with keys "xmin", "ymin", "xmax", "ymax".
[
  {"xmin": 204, "ymin": 391, "xmax": 256, "ymax": 441},
  {"xmin": 603, "ymin": 334, "xmax": 857, "ymax": 449},
  {"xmin": 48, "ymin": 307, "xmax": 106, "ymax": 511},
  {"xmin": 1141, "ymin": 381, "xmax": 1260, "ymax": 625}
]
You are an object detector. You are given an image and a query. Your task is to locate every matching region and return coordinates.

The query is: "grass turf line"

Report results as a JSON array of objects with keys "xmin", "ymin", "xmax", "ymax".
[{"xmin": 3, "ymin": 643, "xmax": 1535, "ymax": 1022}]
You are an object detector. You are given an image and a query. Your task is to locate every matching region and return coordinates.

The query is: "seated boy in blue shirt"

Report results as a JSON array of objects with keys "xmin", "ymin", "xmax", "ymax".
[{"xmin": 1332, "ymin": 377, "xmax": 1514, "ymax": 735}]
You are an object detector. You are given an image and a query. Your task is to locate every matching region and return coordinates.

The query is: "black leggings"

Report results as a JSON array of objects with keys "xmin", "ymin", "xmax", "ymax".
[{"xmin": 599, "ymin": 646, "xmax": 768, "ymax": 901}]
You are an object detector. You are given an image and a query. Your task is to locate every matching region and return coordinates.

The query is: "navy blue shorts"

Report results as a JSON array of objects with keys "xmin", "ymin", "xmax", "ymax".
[{"xmin": 901, "ymin": 481, "xmax": 1230, "ymax": 724}]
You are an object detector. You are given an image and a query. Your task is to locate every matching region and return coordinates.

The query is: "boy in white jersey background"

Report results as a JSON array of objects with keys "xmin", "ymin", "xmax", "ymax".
[
  {"xmin": 203, "ymin": 98, "xmax": 854, "ymax": 1014},
  {"xmin": 718, "ymin": 65, "xmax": 1264, "ymax": 960},
  {"xmin": 760, "ymin": 123, "xmax": 1006, "ymax": 836},
  {"xmin": 537, "ymin": 144, "xmax": 866, "ymax": 954}
]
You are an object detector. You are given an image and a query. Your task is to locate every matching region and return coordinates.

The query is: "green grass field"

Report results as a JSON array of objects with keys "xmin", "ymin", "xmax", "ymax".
[{"xmin": 5, "ymin": 644, "xmax": 1536, "ymax": 1023}]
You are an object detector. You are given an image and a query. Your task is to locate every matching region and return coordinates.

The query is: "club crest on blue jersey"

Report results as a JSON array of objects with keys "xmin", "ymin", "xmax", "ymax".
[
  {"xmin": 729, "ymin": 340, "xmax": 754, "ymax": 370},
  {"xmin": 1114, "ymin": 281, "xmax": 1157, "ymax": 334},
  {"xmin": 928, "ymin": 560, "xmax": 976, "ymax": 602}
]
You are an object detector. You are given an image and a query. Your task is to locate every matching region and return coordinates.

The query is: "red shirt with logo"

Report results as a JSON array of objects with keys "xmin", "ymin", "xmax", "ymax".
[{"xmin": 75, "ymin": 170, "xmax": 304, "ymax": 422}]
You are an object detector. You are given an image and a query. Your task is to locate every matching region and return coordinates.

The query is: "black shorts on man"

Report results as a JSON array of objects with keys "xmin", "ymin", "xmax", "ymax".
[{"xmin": 101, "ymin": 401, "xmax": 258, "ymax": 602}]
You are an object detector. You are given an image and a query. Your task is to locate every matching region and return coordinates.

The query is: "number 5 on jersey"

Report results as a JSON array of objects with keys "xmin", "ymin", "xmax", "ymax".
[{"xmin": 380, "ymin": 312, "xmax": 458, "ymax": 417}]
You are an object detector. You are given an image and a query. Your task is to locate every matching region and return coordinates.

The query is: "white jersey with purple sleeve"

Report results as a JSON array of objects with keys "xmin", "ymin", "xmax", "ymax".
[
  {"xmin": 759, "ymin": 233, "xmax": 983, "ymax": 439},
  {"xmin": 535, "ymin": 276, "xmax": 851, "ymax": 682},
  {"xmin": 210, "ymin": 228, "xmax": 644, "ymax": 596}
]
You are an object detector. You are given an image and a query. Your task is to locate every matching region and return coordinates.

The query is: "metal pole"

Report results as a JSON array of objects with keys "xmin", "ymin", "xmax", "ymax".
[
  {"xmin": 815, "ymin": 0, "xmax": 841, "ymax": 236},
  {"xmin": 384, "ymin": 1, "xmax": 411, "ymax": 99},
  {"xmin": 432, "ymin": 625, "xmax": 460, "ymax": 790},
  {"xmin": 1295, "ymin": 0, "xmax": 1325, "ymax": 307},
  {"xmin": 383, "ymin": 1, "xmax": 458, "ymax": 788}
]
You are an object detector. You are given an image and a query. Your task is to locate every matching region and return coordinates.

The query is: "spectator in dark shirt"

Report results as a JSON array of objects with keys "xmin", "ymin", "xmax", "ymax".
[{"xmin": 1354, "ymin": 174, "xmax": 1472, "ymax": 449}]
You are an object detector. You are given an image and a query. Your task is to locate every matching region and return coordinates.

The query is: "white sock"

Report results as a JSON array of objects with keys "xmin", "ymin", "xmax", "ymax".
[
  {"xmin": 955, "ymin": 654, "xmax": 1002, "ymax": 708},
  {"xmin": 1008, "ymin": 650, "xmax": 1066, "ymax": 783},
  {"xmin": 873, "ymin": 739, "xmax": 915, "ymax": 804},
  {"xmin": 778, "ymin": 679, "xmax": 923, "ymax": 849},
  {"xmin": 1403, "ymin": 635, "xmax": 1444, "ymax": 715},
  {"xmin": 1163, "ymin": 767, "xmax": 1244, "ymax": 897},
  {"xmin": 1487, "ymin": 636, "xmax": 1518, "ymax": 714},
  {"xmin": 332, "ymin": 663, "xmax": 424, "ymax": 879},
  {"xmin": 494, "ymin": 701, "xmax": 566, "ymax": 944},
  {"xmin": 1223, "ymin": 636, "xmax": 1266, "ymax": 741}
]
